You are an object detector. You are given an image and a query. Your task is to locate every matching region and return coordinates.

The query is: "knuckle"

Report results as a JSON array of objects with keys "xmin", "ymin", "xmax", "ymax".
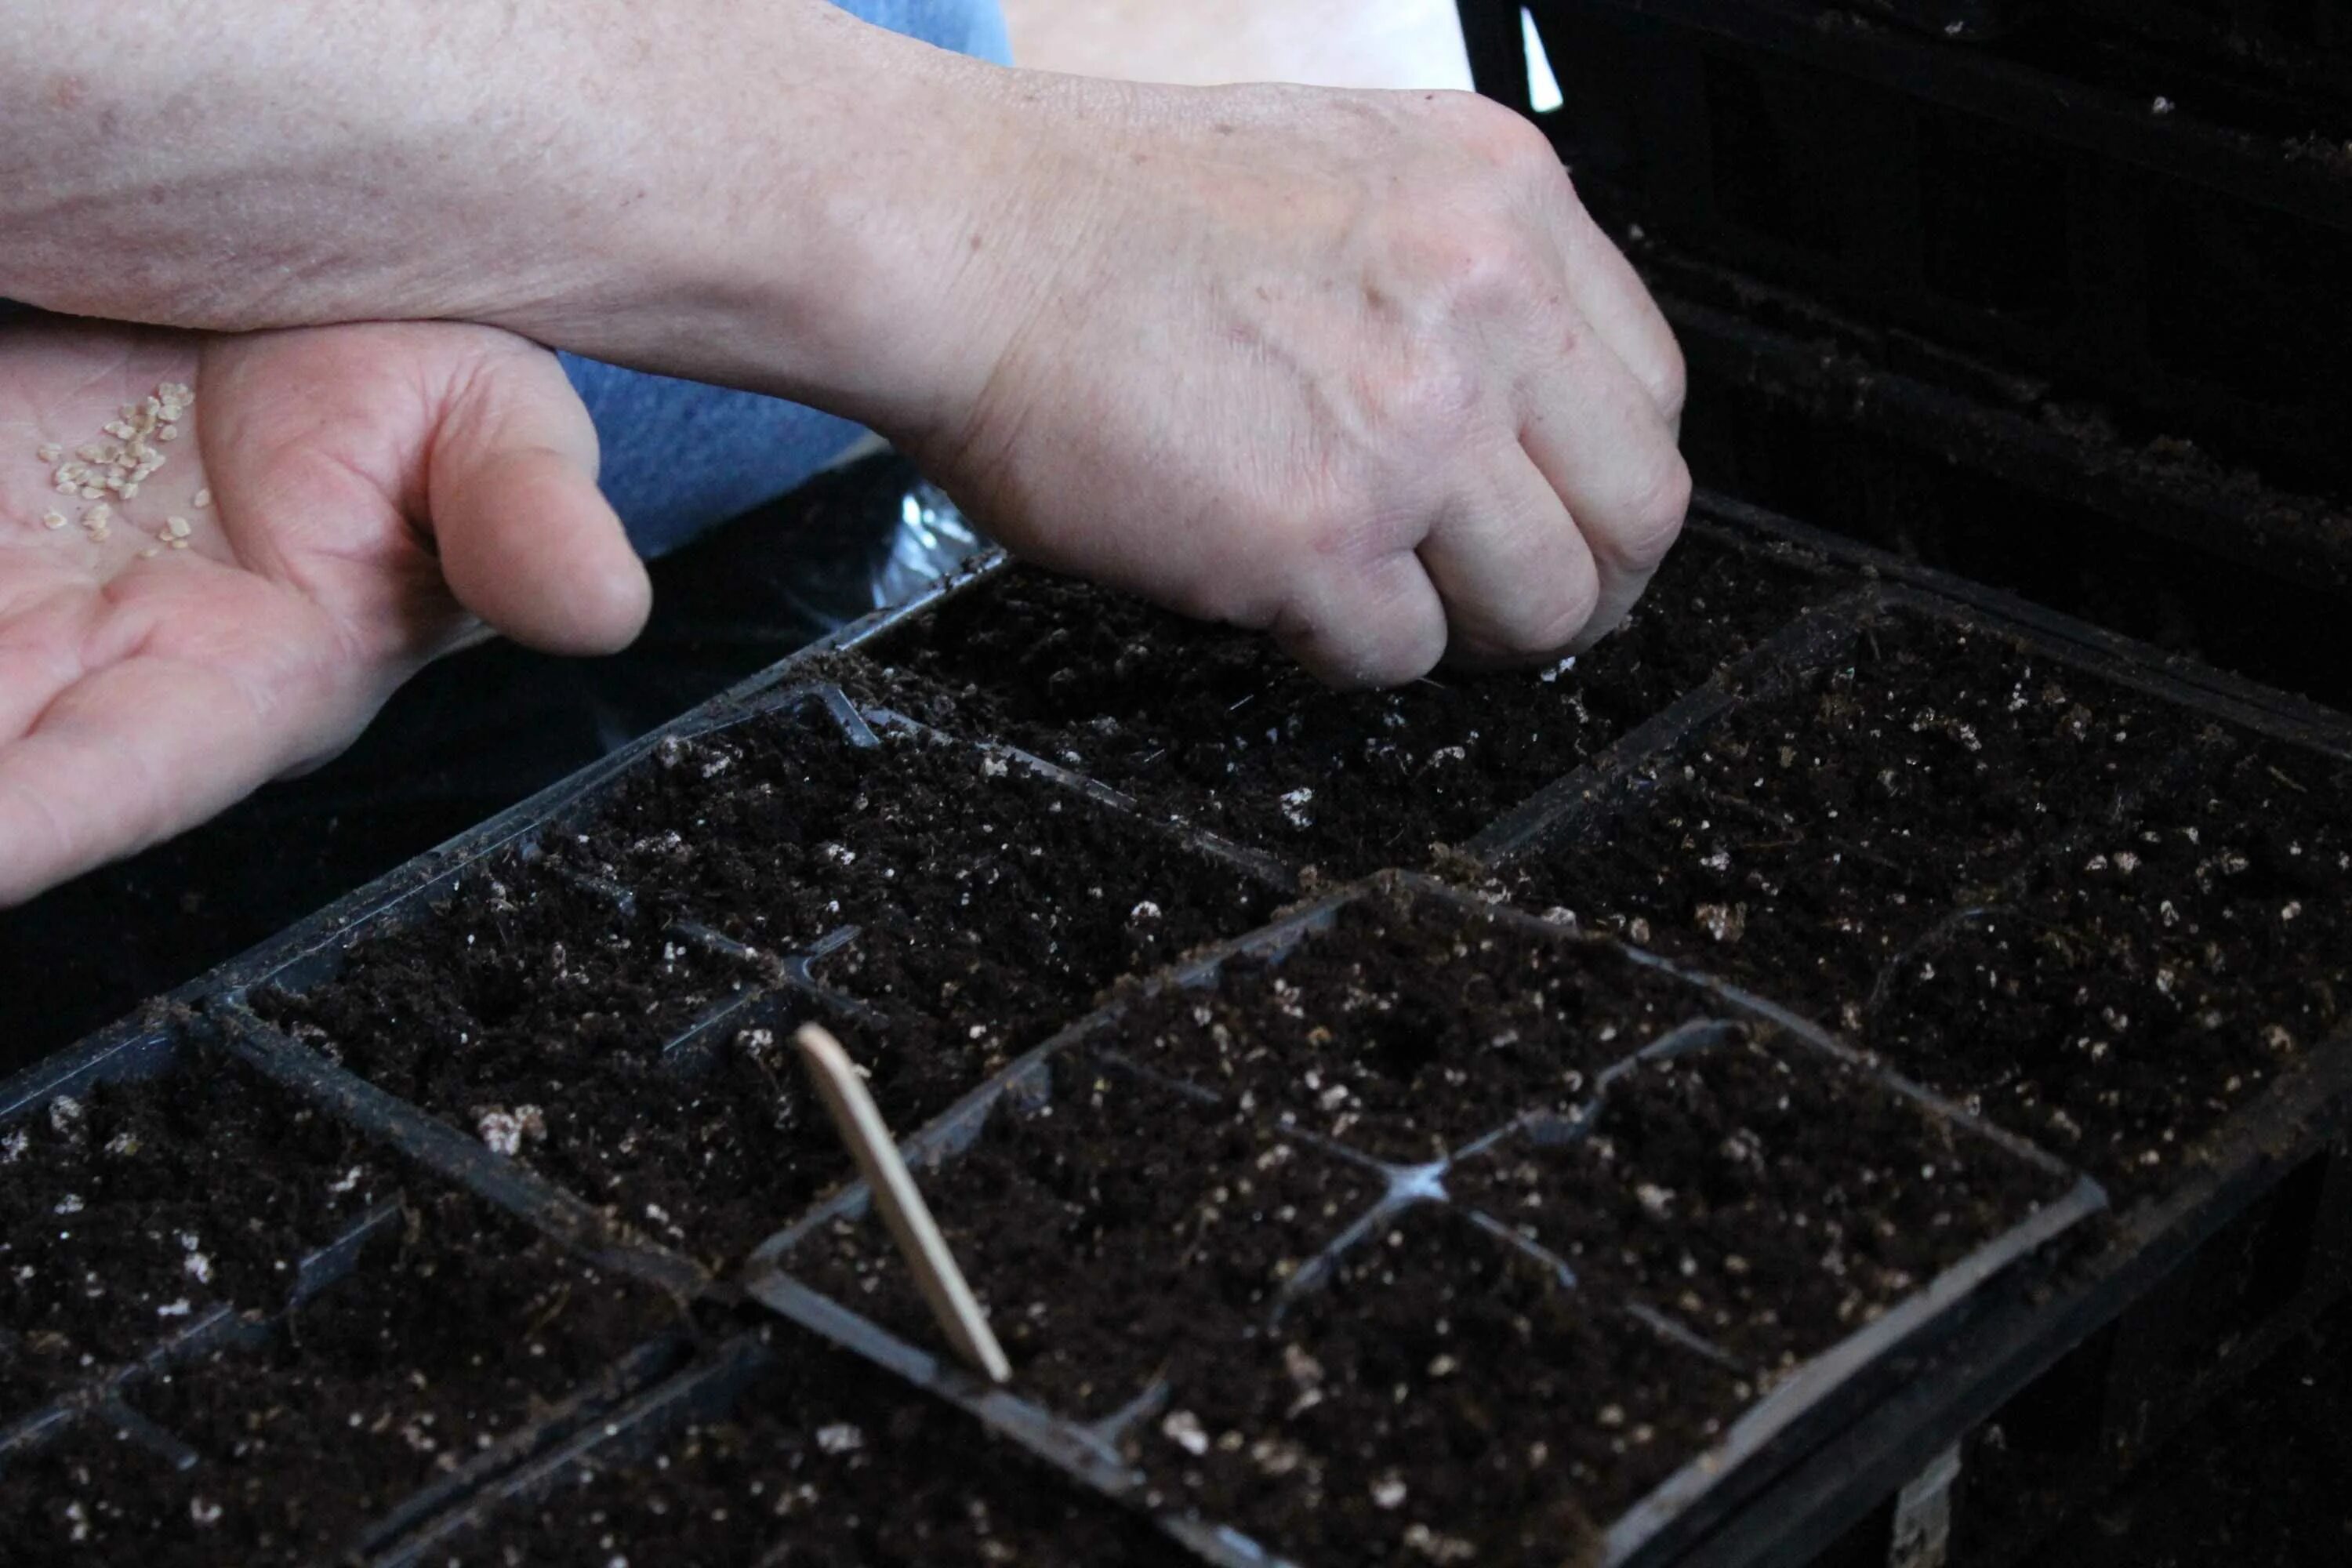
[
  {"xmin": 1403, "ymin": 225, "xmax": 1553, "ymax": 324},
  {"xmin": 1514, "ymin": 548, "xmax": 1603, "ymax": 655},
  {"xmin": 1443, "ymin": 90, "xmax": 1563, "ymax": 178},
  {"xmin": 1612, "ymin": 456, "xmax": 1693, "ymax": 572},
  {"xmin": 1652, "ymin": 337, "xmax": 1690, "ymax": 427}
]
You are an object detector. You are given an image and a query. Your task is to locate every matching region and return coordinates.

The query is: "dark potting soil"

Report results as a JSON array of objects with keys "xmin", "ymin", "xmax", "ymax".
[
  {"xmin": 456, "ymin": 1341, "xmax": 1196, "ymax": 1568},
  {"xmin": 1499, "ymin": 610, "xmax": 2339, "ymax": 1196},
  {"xmin": 1093, "ymin": 888, "xmax": 1725, "ymax": 1165},
  {"xmin": 850, "ymin": 530, "xmax": 1837, "ymax": 877},
  {"xmin": 1865, "ymin": 731, "xmax": 2352, "ymax": 1196},
  {"xmin": 792, "ymin": 1054, "xmax": 1380, "ymax": 1418},
  {"xmin": 252, "ymin": 858, "xmax": 833, "ymax": 1270},
  {"xmin": 0, "ymin": 1188, "xmax": 677, "ymax": 1566},
  {"xmin": 1, "ymin": 1043, "xmax": 387, "ymax": 1423},
  {"xmin": 1449, "ymin": 1034, "xmax": 2073, "ymax": 1374},
  {"xmin": 1132, "ymin": 1207, "xmax": 1748, "ymax": 1566},
  {"xmin": 549, "ymin": 706, "xmax": 1279, "ymax": 1109}
]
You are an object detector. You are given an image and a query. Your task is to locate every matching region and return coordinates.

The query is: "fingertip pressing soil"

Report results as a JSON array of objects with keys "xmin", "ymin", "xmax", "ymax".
[
  {"xmin": 1133, "ymin": 1207, "xmax": 1750, "ymax": 1567},
  {"xmin": 1092, "ymin": 890, "xmax": 1719, "ymax": 1165},
  {"xmin": 553, "ymin": 707, "xmax": 1279, "ymax": 1079},
  {"xmin": 456, "ymin": 1346, "xmax": 1200, "ymax": 1567},
  {"xmin": 790, "ymin": 1054, "xmax": 1381, "ymax": 1419},
  {"xmin": 848, "ymin": 532, "xmax": 1840, "ymax": 877},
  {"xmin": 2, "ymin": 1044, "xmax": 389, "ymax": 1421},
  {"xmin": 252, "ymin": 858, "xmax": 831, "ymax": 1269},
  {"xmin": 0, "ymin": 1188, "xmax": 680, "ymax": 1566},
  {"xmin": 1500, "ymin": 612, "xmax": 2352, "ymax": 1195},
  {"xmin": 1449, "ymin": 1035, "xmax": 2073, "ymax": 1373}
]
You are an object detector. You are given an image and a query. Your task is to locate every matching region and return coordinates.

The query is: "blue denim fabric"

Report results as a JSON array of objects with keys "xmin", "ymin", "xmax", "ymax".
[{"xmin": 564, "ymin": 0, "xmax": 1013, "ymax": 556}]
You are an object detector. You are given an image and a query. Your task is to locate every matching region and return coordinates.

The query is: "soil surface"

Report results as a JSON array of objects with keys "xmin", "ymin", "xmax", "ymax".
[
  {"xmin": 550, "ymin": 704, "xmax": 1279, "ymax": 1116},
  {"xmin": 793, "ymin": 1054, "xmax": 1380, "ymax": 1418},
  {"xmin": 851, "ymin": 530, "xmax": 1838, "ymax": 877},
  {"xmin": 1093, "ymin": 888, "xmax": 1726, "ymax": 1165},
  {"xmin": 2, "ymin": 1041, "xmax": 388, "ymax": 1422},
  {"xmin": 255, "ymin": 858, "xmax": 831, "ymax": 1270},
  {"xmin": 1449, "ymin": 1034, "xmax": 2072, "ymax": 1374},
  {"xmin": 1868, "ymin": 732, "xmax": 2351, "ymax": 1196},
  {"xmin": 0, "ymin": 1188, "xmax": 677, "ymax": 1566},
  {"xmin": 1134, "ymin": 1207, "xmax": 1748, "ymax": 1566},
  {"xmin": 1504, "ymin": 612, "xmax": 2351, "ymax": 1196},
  {"xmin": 457, "ymin": 1337, "xmax": 1196, "ymax": 1567}
]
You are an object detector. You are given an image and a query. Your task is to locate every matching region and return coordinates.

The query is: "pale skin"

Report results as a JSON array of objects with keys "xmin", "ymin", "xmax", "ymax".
[{"xmin": 0, "ymin": 0, "xmax": 1688, "ymax": 905}]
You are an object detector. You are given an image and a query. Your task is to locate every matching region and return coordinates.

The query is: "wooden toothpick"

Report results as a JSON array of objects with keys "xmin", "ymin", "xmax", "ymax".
[{"xmin": 793, "ymin": 1023, "xmax": 1012, "ymax": 1384}]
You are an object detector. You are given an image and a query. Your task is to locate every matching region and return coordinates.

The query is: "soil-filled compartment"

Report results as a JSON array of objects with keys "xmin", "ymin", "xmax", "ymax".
[
  {"xmin": 3, "ymin": 1039, "xmax": 391, "ymax": 1424},
  {"xmin": 1502, "ymin": 605, "xmax": 2352, "ymax": 1200},
  {"xmin": 846, "ymin": 528, "xmax": 1842, "ymax": 878},
  {"xmin": 0, "ymin": 1178, "xmax": 681, "ymax": 1566},
  {"xmin": 764, "ymin": 883, "xmax": 2092, "ymax": 1568}
]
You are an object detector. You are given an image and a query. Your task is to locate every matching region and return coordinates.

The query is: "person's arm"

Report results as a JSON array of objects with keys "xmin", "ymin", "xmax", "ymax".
[{"xmin": 2, "ymin": 0, "xmax": 1688, "ymax": 685}]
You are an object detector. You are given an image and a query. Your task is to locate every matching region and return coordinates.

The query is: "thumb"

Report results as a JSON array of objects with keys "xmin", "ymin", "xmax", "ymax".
[{"xmin": 429, "ymin": 345, "xmax": 652, "ymax": 656}]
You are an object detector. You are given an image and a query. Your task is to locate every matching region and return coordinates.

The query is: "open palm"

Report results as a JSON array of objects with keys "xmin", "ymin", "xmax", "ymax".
[{"xmin": 0, "ymin": 317, "xmax": 651, "ymax": 906}]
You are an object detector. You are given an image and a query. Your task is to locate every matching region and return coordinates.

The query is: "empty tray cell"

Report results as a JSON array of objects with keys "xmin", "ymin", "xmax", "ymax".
[
  {"xmin": 2, "ymin": 1042, "xmax": 388, "ymax": 1422},
  {"xmin": 787, "ymin": 1056, "xmax": 1381, "ymax": 1420},
  {"xmin": 249, "ymin": 858, "xmax": 826, "ymax": 1269},
  {"xmin": 854, "ymin": 531, "xmax": 1837, "ymax": 877},
  {"xmin": 0, "ymin": 1189, "xmax": 679, "ymax": 1565},
  {"xmin": 1131, "ymin": 1207, "xmax": 1748, "ymax": 1568},
  {"xmin": 1450, "ymin": 1032, "xmax": 2077, "ymax": 1374},
  {"xmin": 552, "ymin": 701, "xmax": 1282, "ymax": 1076},
  {"xmin": 1098, "ymin": 887, "xmax": 1728, "ymax": 1164},
  {"xmin": 456, "ymin": 1347, "xmax": 1199, "ymax": 1567},
  {"xmin": 1866, "ymin": 733, "xmax": 2352, "ymax": 1196}
]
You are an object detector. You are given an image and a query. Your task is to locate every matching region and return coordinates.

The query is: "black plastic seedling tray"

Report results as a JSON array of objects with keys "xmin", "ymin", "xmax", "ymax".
[
  {"xmin": 4, "ymin": 488, "xmax": 2349, "ymax": 1566},
  {"xmin": 740, "ymin": 876, "xmax": 2105, "ymax": 1568},
  {"xmin": 1510, "ymin": 0, "xmax": 2352, "ymax": 497}
]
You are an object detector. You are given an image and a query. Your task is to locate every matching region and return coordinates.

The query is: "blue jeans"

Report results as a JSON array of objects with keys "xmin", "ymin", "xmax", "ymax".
[{"xmin": 568, "ymin": 0, "xmax": 1012, "ymax": 556}]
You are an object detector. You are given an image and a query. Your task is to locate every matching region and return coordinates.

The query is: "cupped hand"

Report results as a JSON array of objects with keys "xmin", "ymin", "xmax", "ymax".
[
  {"xmin": 914, "ymin": 82, "xmax": 1690, "ymax": 688},
  {"xmin": 0, "ymin": 317, "xmax": 650, "ymax": 906}
]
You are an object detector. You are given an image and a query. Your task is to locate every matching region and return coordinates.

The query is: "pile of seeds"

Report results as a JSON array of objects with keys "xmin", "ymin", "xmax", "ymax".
[{"xmin": 31, "ymin": 381, "xmax": 205, "ymax": 554}]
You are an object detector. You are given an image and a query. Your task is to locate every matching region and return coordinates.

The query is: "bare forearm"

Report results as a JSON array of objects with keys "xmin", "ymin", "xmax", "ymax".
[{"xmin": 0, "ymin": 0, "xmax": 1032, "ymax": 428}]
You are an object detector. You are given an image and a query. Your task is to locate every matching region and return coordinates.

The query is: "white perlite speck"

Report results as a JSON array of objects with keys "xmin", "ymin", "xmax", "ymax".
[
  {"xmin": 1278, "ymin": 787, "xmax": 1316, "ymax": 829},
  {"xmin": 816, "ymin": 1423, "xmax": 865, "ymax": 1454},
  {"xmin": 475, "ymin": 1105, "xmax": 546, "ymax": 1157},
  {"xmin": 1161, "ymin": 1410, "xmax": 1210, "ymax": 1456}
]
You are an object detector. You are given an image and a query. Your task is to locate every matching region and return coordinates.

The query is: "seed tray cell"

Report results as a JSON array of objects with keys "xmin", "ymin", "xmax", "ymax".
[
  {"xmin": 535, "ymin": 684, "xmax": 1291, "ymax": 1065},
  {"xmin": 792, "ymin": 1054, "xmax": 1387, "ymax": 1420},
  {"xmin": 744, "ymin": 880, "xmax": 2100, "ymax": 1568},
  {"xmin": 1494, "ymin": 583, "xmax": 2352, "ymax": 1201},
  {"xmin": 1515, "ymin": 0, "xmax": 2352, "ymax": 492},
  {"xmin": 1448, "ymin": 1029, "xmax": 2074, "ymax": 1377},
  {"xmin": 0, "ymin": 1022, "xmax": 402, "ymax": 1428},
  {"xmin": 409, "ymin": 1330, "xmax": 1206, "ymax": 1568},
  {"xmin": 0, "ymin": 1189, "xmax": 685, "ymax": 1567},
  {"xmin": 848, "ymin": 527, "xmax": 1843, "ymax": 879},
  {"xmin": 220, "ymin": 685, "xmax": 1283, "ymax": 1278}
]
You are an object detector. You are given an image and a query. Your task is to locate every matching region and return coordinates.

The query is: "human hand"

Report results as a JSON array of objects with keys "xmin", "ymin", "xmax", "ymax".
[
  {"xmin": 0, "ymin": 318, "xmax": 649, "ymax": 906},
  {"xmin": 910, "ymin": 82, "xmax": 1690, "ymax": 688}
]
